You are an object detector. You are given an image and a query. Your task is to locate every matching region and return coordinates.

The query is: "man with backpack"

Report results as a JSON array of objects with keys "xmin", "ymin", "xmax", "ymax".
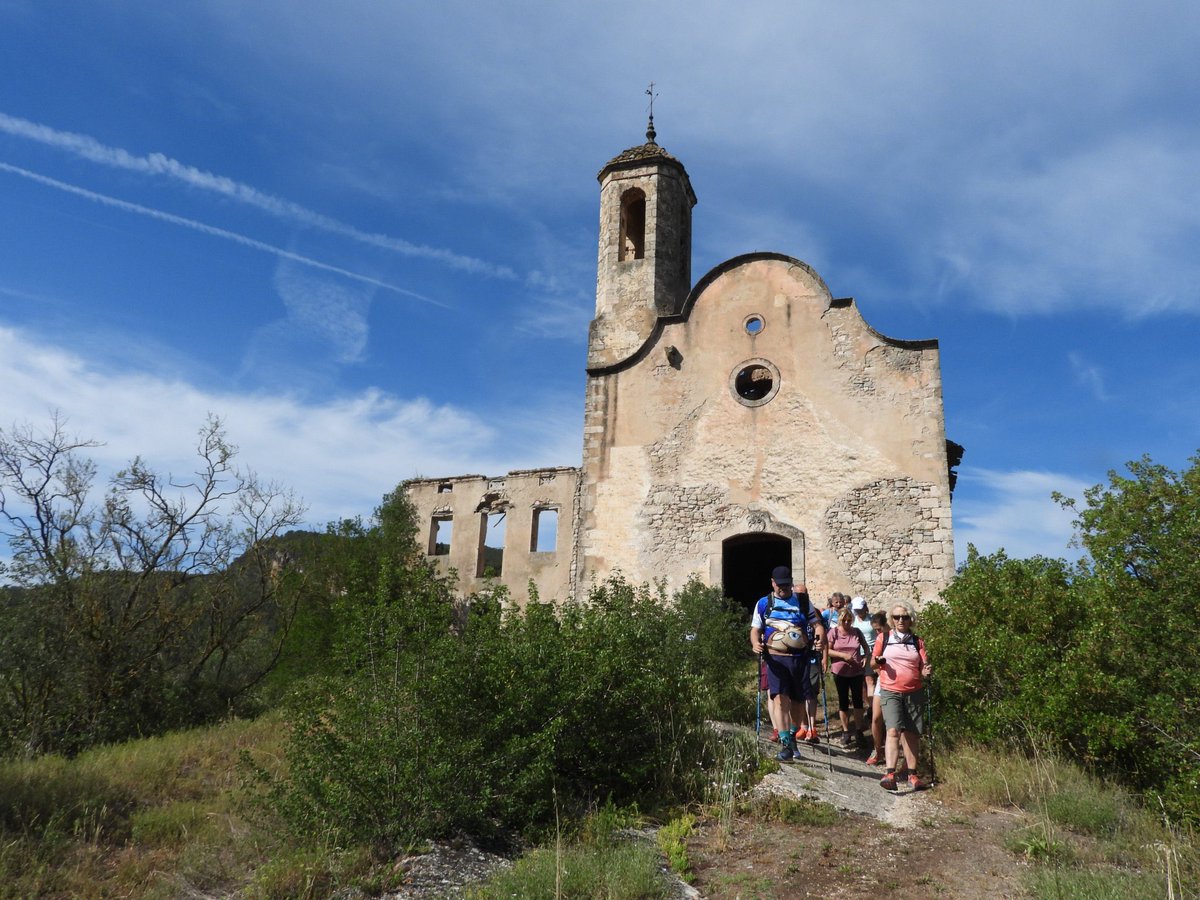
[{"xmin": 750, "ymin": 566, "xmax": 827, "ymax": 762}]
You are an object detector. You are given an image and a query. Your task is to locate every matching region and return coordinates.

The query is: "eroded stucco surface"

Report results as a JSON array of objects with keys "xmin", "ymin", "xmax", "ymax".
[{"xmin": 577, "ymin": 257, "xmax": 954, "ymax": 606}]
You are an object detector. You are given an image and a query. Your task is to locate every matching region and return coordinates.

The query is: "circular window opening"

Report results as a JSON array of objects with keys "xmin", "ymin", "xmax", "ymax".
[
  {"xmin": 744, "ymin": 315, "xmax": 764, "ymax": 335},
  {"xmin": 730, "ymin": 358, "xmax": 780, "ymax": 407}
]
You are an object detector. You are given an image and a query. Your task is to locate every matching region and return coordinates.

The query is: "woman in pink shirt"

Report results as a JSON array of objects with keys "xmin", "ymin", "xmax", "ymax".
[
  {"xmin": 872, "ymin": 602, "xmax": 932, "ymax": 791},
  {"xmin": 827, "ymin": 612, "xmax": 869, "ymax": 747}
]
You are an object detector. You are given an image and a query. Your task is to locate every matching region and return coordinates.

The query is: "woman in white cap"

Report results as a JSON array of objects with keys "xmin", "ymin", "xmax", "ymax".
[{"xmin": 848, "ymin": 597, "xmax": 877, "ymax": 710}]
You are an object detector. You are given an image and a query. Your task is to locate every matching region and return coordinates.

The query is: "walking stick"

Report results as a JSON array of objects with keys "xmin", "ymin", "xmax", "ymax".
[
  {"xmin": 925, "ymin": 672, "xmax": 937, "ymax": 783},
  {"xmin": 756, "ymin": 653, "xmax": 763, "ymax": 738},
  {"xmin": 819, "ymin": 665, "xmax": 834, "ymax": 771}
]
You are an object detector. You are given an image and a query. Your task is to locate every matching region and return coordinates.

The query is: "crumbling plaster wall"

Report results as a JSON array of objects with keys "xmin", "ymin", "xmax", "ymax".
[
  {"xmin": 407, "ymin": 467, "xmax": 579, "ymax": 606},
  {"xmin": 577, "ymin": 255, "xmax": 954, "ymax": 606}
]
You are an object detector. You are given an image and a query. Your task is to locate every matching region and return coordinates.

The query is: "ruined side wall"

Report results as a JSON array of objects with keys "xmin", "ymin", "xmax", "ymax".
[
  {"xmin": 406, "ymin": 467, "xmax": 580, "ymax": 606},
  {"xmin": 576, "ymin": 255, "xmax": 954, "ymax": 607}
]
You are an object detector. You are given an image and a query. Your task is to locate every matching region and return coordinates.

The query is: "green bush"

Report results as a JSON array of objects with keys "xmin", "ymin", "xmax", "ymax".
[
  {"xmin": 924, "ymin": 451, "xmax": 1200, "ymax": 823},
  {"xmin": 263, "ymin": 569, "xmax": 744, "ymax": 849}
]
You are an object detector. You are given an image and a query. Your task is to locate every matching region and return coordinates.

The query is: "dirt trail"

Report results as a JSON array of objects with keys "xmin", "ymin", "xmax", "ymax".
[{"xmin": 684, "ymin": 725, "xmax": 1027, "ymax": 898}]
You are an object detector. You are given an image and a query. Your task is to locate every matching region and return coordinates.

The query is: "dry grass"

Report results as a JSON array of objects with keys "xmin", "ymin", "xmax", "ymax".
[{"xmin": 0, "ymin": 713, "xmax": 291, "ymax": 899}]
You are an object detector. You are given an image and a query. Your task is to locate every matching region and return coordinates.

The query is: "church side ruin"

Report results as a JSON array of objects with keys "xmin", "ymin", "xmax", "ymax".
[{"xmin": 406, "ymin": 126, "xmax": 960, "ymax": 611}]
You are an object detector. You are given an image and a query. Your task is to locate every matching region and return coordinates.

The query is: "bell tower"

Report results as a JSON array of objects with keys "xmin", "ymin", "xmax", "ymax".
[{"xmin": 588, "ymin": 118, "xmax": 696, "ymax": 369}]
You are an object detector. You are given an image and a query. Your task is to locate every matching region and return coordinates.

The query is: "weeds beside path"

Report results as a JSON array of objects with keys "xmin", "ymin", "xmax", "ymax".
[
  {"xmin": 679, "ymin": 724, "xmax": 1024, "ymax": 898},
  {"xmin": 680, "ymin": 725, "xmax": 1189, "ymax": 900}
]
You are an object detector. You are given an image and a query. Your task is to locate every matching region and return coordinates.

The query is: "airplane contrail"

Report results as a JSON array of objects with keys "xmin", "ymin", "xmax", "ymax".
[
  {"xmin": 0, "ymin": 111, "xmax": 515, "ymax": 280},
  {"xmin": 0, "ymin": 161, "xmax": 446, "ymax": 307}
]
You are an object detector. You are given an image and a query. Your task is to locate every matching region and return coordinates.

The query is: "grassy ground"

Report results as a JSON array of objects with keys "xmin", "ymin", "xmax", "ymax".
[{"xmin": 0, "ymin": 712, "xmax": 1195, "ymax": 898}]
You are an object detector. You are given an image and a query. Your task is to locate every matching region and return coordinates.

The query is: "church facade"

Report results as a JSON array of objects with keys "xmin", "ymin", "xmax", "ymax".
[{"xmin": 406, "ymin": 128, "xmax": 960, "ymax": 611}]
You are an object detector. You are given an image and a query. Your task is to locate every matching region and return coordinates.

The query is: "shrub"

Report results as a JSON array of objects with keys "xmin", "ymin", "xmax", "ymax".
[
  {"xmin": 925, "ymin": 450, "xmax": 1200, "ymax": 826},
  {"xmin": 263, "ymin": 571, "xmax": 744, "ymax": 849}
]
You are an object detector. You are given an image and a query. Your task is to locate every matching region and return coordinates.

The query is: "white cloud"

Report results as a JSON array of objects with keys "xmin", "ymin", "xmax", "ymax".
[
  {"xmin": 1068, "ymin": 352, "xmax": 1108, "ymax": 402},
  {"xmin": 937, "ymin": 134, "xmax": 1200, "ymax": 316},
  {"xmin": 236, "ymin": 263, "xmax": 373, "ymax": 388},
  {"xmin": 0, "ymin": 325, "xmax": 581, "ymax": 529},
  {"xmin": 953, "ymin": 468, "xmax": 1092, "ymax": 563}
]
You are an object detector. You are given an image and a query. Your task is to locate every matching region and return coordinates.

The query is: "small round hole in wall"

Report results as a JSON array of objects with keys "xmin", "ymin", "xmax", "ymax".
[
  {"xmin": 744, "ymin": 315, "xmax": 765, "ymax": 335},
  {"xmin": 730, "ymin": 358, "xmax": 780, "ymax": 407}
]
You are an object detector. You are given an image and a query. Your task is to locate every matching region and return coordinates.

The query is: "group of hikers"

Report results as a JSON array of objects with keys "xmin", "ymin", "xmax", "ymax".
[{"xmin": 749, "ymin": 566, "xmax": 932, "ymax": 792}]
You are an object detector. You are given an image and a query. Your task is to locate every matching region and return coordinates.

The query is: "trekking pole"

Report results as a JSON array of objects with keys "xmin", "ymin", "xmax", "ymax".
[
  {"xmin": 925, "ymin": 673, "xmax": 937, "ymax": 783},
  {"xmin": 819, "ymin": 667, "xmax": 834, "ymax": 771},
  {"xmin": 755, "ymin": 653, "xmax": 763, "ymax": 738}
]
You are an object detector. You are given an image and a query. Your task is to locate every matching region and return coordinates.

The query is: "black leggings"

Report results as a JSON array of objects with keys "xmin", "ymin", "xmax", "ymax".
[{"xmin": 834, "ymin": 673, "xmax": 865, "ymax": 712}]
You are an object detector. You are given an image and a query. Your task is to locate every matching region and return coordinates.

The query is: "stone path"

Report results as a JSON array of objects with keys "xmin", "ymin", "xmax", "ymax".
[{"xmin": 750, "ymin": 727, "xmax": 935, "ymax": 829}]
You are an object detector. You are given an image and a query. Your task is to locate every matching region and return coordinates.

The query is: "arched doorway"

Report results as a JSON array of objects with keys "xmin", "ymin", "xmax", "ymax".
[{"xmin": 722, "ymin": 533, "xmax": 792, "ymax": 614}]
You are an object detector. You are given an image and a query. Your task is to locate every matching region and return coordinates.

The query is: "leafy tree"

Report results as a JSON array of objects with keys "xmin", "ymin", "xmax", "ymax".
[
  {"xmin": 261, "ymin": 484, "xmax": 424, "ymax": 693},
  {"xmin": 922, "ymin": 548, "xmax": 1086, "ymax": 746},
  {"xmin": 1056, "ymin": 454, "xmax": 1200, "ymax": 821},
  {"xmin": 926, "ymin": 452, "xmax": 1200, "ymax": 823},
  {"xmin": 0, "ymin": 414, "xmax": 304, "ymax": 756}
]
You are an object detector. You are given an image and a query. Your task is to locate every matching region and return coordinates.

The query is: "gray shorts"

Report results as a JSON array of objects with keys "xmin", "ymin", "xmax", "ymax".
[{"xmin": 880, "ymin": 688, "xmax": 925, "ymax": 733}]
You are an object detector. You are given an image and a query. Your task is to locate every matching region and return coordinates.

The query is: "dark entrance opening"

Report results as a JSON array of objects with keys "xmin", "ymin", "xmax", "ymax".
[{"xmin": 722, "ymin": 533, "xmax": 792, "ymax": 615}]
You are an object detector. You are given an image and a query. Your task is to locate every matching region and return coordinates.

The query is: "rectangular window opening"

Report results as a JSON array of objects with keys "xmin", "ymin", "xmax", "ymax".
[
  {"xmin": 430, "ymin": 516, "xmax": 452, "ymax": 556},
  {"xmin": 531, "ymin": 508, "xmax": 558, "ymax": 553},
  {"xmin": 477, "ymin": 511, "xmax": 506, "ymax": 577},
  {"xmin": 437, "ymin": 482, "xmax": 453, "ymax": 493}
]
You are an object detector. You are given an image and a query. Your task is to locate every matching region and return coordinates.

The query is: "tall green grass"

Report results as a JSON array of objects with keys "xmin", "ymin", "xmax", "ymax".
[{"xmin": 940, "ymin": 741, "xmax": 1198, "ymax": 899}]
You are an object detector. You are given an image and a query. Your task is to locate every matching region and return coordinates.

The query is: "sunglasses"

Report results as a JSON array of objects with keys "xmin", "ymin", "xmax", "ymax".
[{"xmin": 892, "ymin": 614, "xmax": 912, "ymax": 620}]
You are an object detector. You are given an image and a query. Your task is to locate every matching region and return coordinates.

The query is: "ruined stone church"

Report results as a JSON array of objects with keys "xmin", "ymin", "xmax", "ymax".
[{"xmin": 406, "ymin": 124, "xmax": 960, "ymax": 612}]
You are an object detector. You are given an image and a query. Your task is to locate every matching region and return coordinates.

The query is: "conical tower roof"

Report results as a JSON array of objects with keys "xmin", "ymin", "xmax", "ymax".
[{"xmin": 597, "ymin": 117, "xmax": 691, "ymax": 184}]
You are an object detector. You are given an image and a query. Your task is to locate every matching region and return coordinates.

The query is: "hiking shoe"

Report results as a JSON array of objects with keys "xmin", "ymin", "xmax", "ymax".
[
  {"xmin": 880, "ymin": 772, "xmax": 898, "ymax": 791},
  {"xmin": 907, "ymin": 773, "xmax": 929, "ymax": 791},
  {"xmin": 865, "ymin": 752, "xmax": 881, "ymax": 766},
  {"xmin": 839, "ymin": 732, "xmax": 854, "ymax": 748},
  {"xmin": 776, "ymin": 745, "xmax": 794, "ymax": 763},
  {"xmin": 769, "ymin": 728, "xmax": 779, "ymax": 743},
  {"xmin": 806, "ymin": 729, "xmax": 820, "ymax": 745}
]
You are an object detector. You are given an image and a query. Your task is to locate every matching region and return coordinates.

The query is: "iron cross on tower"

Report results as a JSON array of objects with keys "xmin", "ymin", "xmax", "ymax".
[{"xmin": 645, "ymin": 82, "xmax": 658, "ymax": 143}]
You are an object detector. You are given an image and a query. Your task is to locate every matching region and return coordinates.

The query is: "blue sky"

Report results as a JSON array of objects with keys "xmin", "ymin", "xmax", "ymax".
[{"xmin": 2, "ymin": 0, "xmax": 1198, "ymax": 565}]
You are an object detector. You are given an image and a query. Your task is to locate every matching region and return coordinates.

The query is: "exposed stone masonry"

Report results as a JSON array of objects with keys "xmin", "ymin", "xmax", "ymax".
[
  {"xmin": 639, "ymin": 483, "xmax": 742, "ymax": 561},
  {"xmin": 824, "ymin": 477, "xmax": 955, "ymax": 603}
]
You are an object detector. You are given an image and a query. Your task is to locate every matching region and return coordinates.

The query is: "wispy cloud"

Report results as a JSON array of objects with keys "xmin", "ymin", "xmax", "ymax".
[
  {"xmin": 940, "ymin": 134, "xmax": 1200, "ymax": 316},
  {"xmin": 0, "ymin": 111, "xmax": 517, "ymax": 280},
  {"xmin": 953, "ymin": 468, "xmax": 1092, "ymax": 563},
  {"xmin": 237, "ymin": 262, "xmax": 374, "ymax": 390},
  {"xmin": 1068, "ymin": 352, "xmax": 1108, "ymax": 402},
  {"xmin": 0, "ymin": 161, "xmax": 442, "ymax": 305},
  {"xmin": 0, "ymin": 325, "xmax": 581, "ymax": 528}
]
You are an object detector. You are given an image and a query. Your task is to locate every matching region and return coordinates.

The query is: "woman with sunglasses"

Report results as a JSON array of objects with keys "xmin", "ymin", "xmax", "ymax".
[{"xmin": 871, "ymin": 602, "xmax": 932, "ymax": 791}]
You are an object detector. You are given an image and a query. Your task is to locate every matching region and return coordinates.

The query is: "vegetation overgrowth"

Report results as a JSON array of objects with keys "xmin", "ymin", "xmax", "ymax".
[
  {"xmin": 0, "ymin": 416, "xmax": 304, "ymax": 758},
  {"xmin": 923, "ymin": 451, "xmax": 1200, "ymax": 823},
  {"xmin": 2, "ymin": 420, "xmax": 1197, "ymax": 895},
  {"xmin": 258, "ymin": 561, "xmax": 746, "ymax": 849},
  {"xmin": 2, "ymin": 713, "xmax": 1194, "ymax": 898}
]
